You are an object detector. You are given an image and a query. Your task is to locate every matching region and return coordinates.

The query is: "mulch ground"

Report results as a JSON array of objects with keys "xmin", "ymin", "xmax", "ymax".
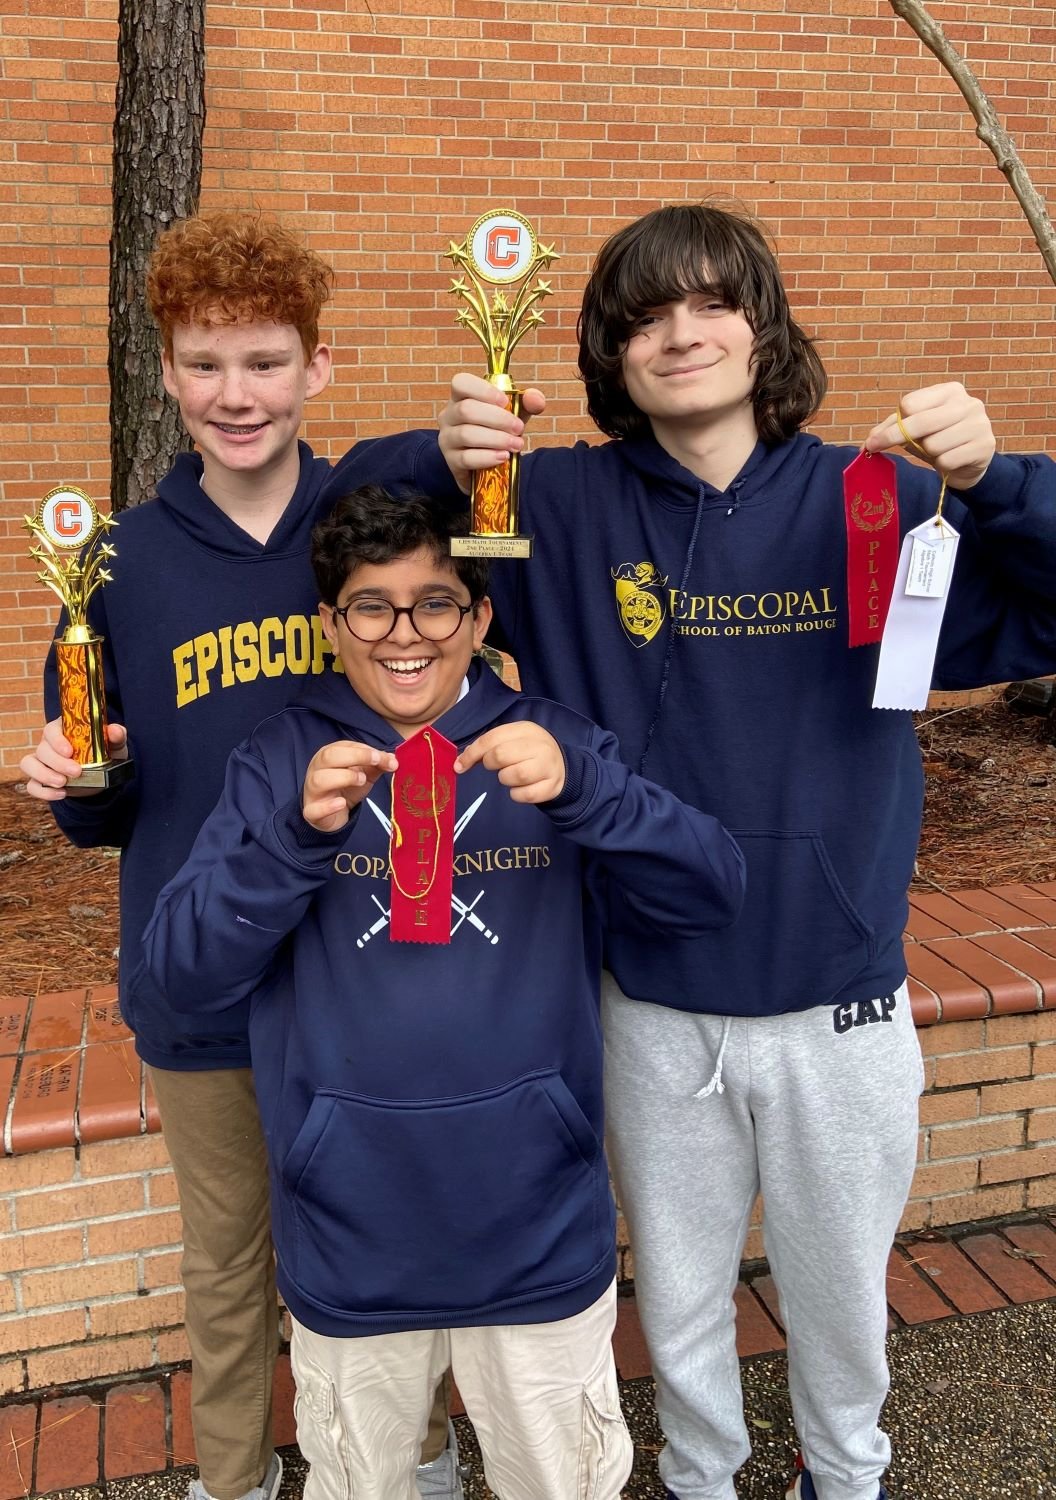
[
  {"xmin": 914, "ymin": 693, "xmax": 1056, "ymax": 888},
  {"xmin": 0, "ymin": 790, "xmax": 121, "ymax": 997},
  {"xmin": 1, "ymin": 695, "xmax": 1054, "ymax": 996}
]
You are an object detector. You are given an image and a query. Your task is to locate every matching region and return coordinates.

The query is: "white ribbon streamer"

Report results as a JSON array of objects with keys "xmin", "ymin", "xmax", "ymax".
[{"xmin": 872, "ymin": 516, "xmax": 960, "ymax": 711}]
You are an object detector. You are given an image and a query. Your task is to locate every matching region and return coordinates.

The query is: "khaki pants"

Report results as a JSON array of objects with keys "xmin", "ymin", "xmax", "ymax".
[
  {"xmin": 290, "ymin": 1280, "xmax": 632, "ymax": 1500},
  {"xmin": 150, "ymin": 1066, "xmax": 451, "ymax": 1497}
]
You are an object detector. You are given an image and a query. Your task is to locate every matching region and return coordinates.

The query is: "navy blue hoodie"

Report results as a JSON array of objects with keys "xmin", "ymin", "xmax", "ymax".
[
  {"xmin": 143, "ymin": 660, "xmax": 745, "ymax": 1335},
  {"xmin": 484, "ymin": 434, "xmax": 1056, "ymax": 1017},
  {"xmin": 46, "ymin": 434, "xmax": 455, "ymax": 1070}
]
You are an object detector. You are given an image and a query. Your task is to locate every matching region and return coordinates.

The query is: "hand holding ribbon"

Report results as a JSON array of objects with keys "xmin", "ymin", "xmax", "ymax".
[
  {"xmin": 864, "ymin": 381, "xmax": 995, "ymax": 492},
  {"xmin": 302, "ymin": 742, "xmax": 398, "ymax": 834},
  {"xmin": 455, "ymin": 721, "xmax": 566, "ymax": 805}
]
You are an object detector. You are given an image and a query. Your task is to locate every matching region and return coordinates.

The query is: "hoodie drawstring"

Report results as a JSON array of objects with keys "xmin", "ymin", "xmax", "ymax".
[
  {"xmin": 725, "ymin": 476, "xmax": 747, "ymax": 518},
  {"xmin": 639, "ymin": 473, "xmax": 748, "ymax": 774},
  {"xmin": 694, "ymin": 1014, "xmax": 732, "ymax": 1099},
  {"xmin": 638, "ymin": 487, "xmax": 707, "ymax": 775}
]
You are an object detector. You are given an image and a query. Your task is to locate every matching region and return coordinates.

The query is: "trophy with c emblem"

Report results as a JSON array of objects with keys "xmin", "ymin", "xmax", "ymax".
[
  {"xmin": 25, "ymin": 485, "xmax": 134, "ymax": 791},
  {"xmin": 444, "ymin": 210, "xmax": 559, "ymax": 558}
]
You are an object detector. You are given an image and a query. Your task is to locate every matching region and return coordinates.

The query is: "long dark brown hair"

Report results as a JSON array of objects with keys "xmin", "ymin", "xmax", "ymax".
[{"xmin": 578, "ymin": 204, "xmax": 827, "ymax": 443}]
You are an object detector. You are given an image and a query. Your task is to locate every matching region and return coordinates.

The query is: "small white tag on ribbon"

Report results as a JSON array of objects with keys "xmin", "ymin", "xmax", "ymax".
[{"xmin": 872, "ymin": 516, "xmax": 959, "ymax": 710}]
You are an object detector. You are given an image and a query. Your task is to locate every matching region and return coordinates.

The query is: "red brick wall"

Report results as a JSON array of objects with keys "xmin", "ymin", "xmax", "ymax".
[
  {"xmin": 911, "ymin": 1009, "xmax": 1056, "ymax": 1228},
  {"xmin": 0, "ymin": 1134, "xmax": 187, "ymax": 1394},
  {"xmin": 3, "ymin": 1, "xmax": 1056, "ymax": 772}
]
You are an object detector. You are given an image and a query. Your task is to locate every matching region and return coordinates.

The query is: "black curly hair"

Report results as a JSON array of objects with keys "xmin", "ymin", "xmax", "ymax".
[{"xmin": 311, "ymin": 486, "xmax": 488, "ymax": 605}]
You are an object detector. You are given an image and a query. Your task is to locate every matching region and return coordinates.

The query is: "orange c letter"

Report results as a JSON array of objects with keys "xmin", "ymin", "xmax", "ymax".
[
  {"xmin": 485, "ymin": 225, "xmax": 520, "ymax": 271},
  {"xmin": 53, "ymin": 501, "xmax": 84, "ymax": 538}
]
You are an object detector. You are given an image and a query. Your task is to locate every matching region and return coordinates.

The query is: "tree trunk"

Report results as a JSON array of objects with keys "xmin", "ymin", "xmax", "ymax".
[{"xmin": 109, "ymin": 0, "xmax": 205, "ymax": 512}]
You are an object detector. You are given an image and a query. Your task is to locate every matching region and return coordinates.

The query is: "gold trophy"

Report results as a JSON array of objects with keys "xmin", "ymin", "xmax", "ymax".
[
  {"xmin": 444, "ymin": 210, "xmax": 558, "ymax": 558},
  {"xmin": 25, "ymin": 485, "xmax": 133, "ymax": 792}
]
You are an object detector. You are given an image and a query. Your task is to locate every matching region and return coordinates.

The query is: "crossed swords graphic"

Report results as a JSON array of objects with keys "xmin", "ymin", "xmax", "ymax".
[{"xmin": 355, "ymin": 792, "xmax": 500, "ymax": 948}]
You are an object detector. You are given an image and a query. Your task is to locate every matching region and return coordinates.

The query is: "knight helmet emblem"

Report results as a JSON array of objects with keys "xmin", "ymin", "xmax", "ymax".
[{"xmin": 611, "ymin": 560, "xmax": 669, "ymax": 648}]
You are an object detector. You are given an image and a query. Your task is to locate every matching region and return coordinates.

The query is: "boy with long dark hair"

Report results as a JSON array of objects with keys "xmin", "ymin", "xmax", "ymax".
[{"xmin": 438, "ymin": 202, "xmax": 1056, "ymax": 1500}]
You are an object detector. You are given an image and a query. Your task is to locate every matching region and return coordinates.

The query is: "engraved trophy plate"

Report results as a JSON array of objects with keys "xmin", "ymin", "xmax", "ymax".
[
  {"xmin": 444, "ymin": 210, "xmax": 559, "ymax": 558},
  {"xmin": 25, "ymin": 486, "xmax": 134, "ymax": 793}
]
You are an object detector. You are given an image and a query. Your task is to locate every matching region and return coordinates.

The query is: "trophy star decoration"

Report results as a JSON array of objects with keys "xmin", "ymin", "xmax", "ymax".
[
  {"xmin": 444, "ymin": 210, "xmax": 559, "ymax": 559},
  {"xmin": 24, "ymin": 485, "xmax": 134, "ymax": 792}
]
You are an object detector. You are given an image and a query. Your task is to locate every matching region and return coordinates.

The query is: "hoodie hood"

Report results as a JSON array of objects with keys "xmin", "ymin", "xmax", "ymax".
[
  {"xmin": 290, "ymin": 654, "xmax": 519, "ymax": 751},
  {"xmin": 615, "ymin": 429, "xmax": 822, "ymax": 512},
  {"xmin": 154, "ymin": 442, "xmax": 336, "ymax": 558}
]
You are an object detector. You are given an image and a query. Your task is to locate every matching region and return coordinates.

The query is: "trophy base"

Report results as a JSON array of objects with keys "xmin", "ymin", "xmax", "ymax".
[
  {"xmin": 65, "ymin": 757, "xmax": 136, "ymax": 796},
  {"xmin": 450, "ymin": 534, "xmax": 533, "ymax": 560}
]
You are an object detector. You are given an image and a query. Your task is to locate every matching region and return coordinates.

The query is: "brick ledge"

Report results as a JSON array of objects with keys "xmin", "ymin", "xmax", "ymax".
[
  {"xmin": 0, "ymin": 987, "xmax": 159, "ymax": 1158},
  {"xmin": 906, "ymin": 881, "xmax": 1056, "ymax": 1024},
  {"xmin": 2, "ymin": 878, "xmax": 1055, "ymax": 1157}
]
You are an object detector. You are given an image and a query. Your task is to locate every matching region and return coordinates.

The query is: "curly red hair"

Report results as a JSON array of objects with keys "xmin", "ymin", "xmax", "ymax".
[{"xmin": 147, "ymin": 210, "xmax": 333, "ymax": 360}]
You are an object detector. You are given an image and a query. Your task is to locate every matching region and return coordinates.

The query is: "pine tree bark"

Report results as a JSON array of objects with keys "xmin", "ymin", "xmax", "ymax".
[{"xmin": 109, "ymin": 0, "xmax": 205, "ymax": 512}]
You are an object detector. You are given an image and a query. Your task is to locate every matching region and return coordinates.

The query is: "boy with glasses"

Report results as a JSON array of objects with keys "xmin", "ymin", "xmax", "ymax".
[{"xmin": 143, "ymin": 484, "xmax": 745, "ymax": 1500}]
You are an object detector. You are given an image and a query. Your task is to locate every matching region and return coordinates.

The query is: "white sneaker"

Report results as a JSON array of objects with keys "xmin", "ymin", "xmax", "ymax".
[{"xmin": 188, "ymin": 1452, "xmax": 282, "ymax": 1500}]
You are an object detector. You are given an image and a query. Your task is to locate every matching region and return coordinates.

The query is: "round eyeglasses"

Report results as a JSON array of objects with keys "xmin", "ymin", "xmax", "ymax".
[{"xmin": 330, "ymin": 597, "xmax": 475, "ymax": 643}]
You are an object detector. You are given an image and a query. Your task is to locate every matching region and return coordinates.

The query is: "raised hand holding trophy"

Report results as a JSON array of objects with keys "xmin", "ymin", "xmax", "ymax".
[
  {"xmin": 25, "ymin": 486, "xmax": 133, "ymax": 792},
  {"xmin": 444, "ymin": 210, "xmax": 558, "ymax": 558}
]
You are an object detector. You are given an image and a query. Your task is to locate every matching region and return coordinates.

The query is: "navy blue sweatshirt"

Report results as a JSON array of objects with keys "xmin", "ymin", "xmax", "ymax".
[
  {"xmin": 483, "ymin": 433, "xmax": 1056, "ymax": 1017},
  {"xmin": 46, "ymin": 435, "xmax": 455, "ymax": 1070},
  {"xmin": 143, "ymin": 660, "xmax": 744, "ymax": 1335}
]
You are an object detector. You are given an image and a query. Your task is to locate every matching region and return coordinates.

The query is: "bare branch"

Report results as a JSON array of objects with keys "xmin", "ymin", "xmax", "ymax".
[{"xmin": 889, "ymin": 0, "xmax": 1056, "ymax": 287}]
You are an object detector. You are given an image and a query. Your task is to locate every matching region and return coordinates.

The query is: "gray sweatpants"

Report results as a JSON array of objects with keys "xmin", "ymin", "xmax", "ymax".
[{"xmin": 602, "ymin": 978, "xmax": 923, "ymax": 1500}]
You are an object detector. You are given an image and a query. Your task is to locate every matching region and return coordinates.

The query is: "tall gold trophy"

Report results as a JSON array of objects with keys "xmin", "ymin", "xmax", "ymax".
[
  {"xmin": 445, "ymin": 210, "xmax": 558, "ymax": 558},
  {"xmin": 25, "ymin": 486, "xmax": 133, "ymax": 792}
]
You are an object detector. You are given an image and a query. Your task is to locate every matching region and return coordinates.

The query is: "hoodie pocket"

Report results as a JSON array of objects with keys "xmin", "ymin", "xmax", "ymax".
[
  {"xmin": 723, "ymin": 831, "xmax": 876, "ymax": 1010},
  {"xmin": 281, "ymin": 1069, "xmax": 609, "ymax": 1319}
]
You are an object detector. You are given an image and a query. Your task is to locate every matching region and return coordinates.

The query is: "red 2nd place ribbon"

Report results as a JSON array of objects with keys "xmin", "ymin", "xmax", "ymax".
[
  {"xmin": 388, "ymin": 726, "xmax": 457, "ymax": 944},
  {"xmin": 843, "ymin": 450, "xmax": 900, "ymax": 647}
]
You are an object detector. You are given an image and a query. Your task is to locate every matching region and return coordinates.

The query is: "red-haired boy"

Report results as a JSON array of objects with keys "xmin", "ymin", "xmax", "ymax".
[{"xmin": 21, "ymin": 211, "xmax": 463, "ymax": 1500}]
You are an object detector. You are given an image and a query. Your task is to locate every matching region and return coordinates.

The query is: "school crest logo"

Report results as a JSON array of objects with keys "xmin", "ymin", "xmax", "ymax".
[{"xmin": 611, "ymin": 561, "xmax": 668, "ymax": 648}]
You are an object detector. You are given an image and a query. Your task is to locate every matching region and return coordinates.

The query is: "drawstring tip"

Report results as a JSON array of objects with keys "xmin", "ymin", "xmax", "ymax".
[
  {"xmin": 694, "ymin": 1014, "xmax": 732, "ymax": 1099},
  {"xmin": 694, "ymin": 1073, "xmax": 725, "ymax": 1100}
]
